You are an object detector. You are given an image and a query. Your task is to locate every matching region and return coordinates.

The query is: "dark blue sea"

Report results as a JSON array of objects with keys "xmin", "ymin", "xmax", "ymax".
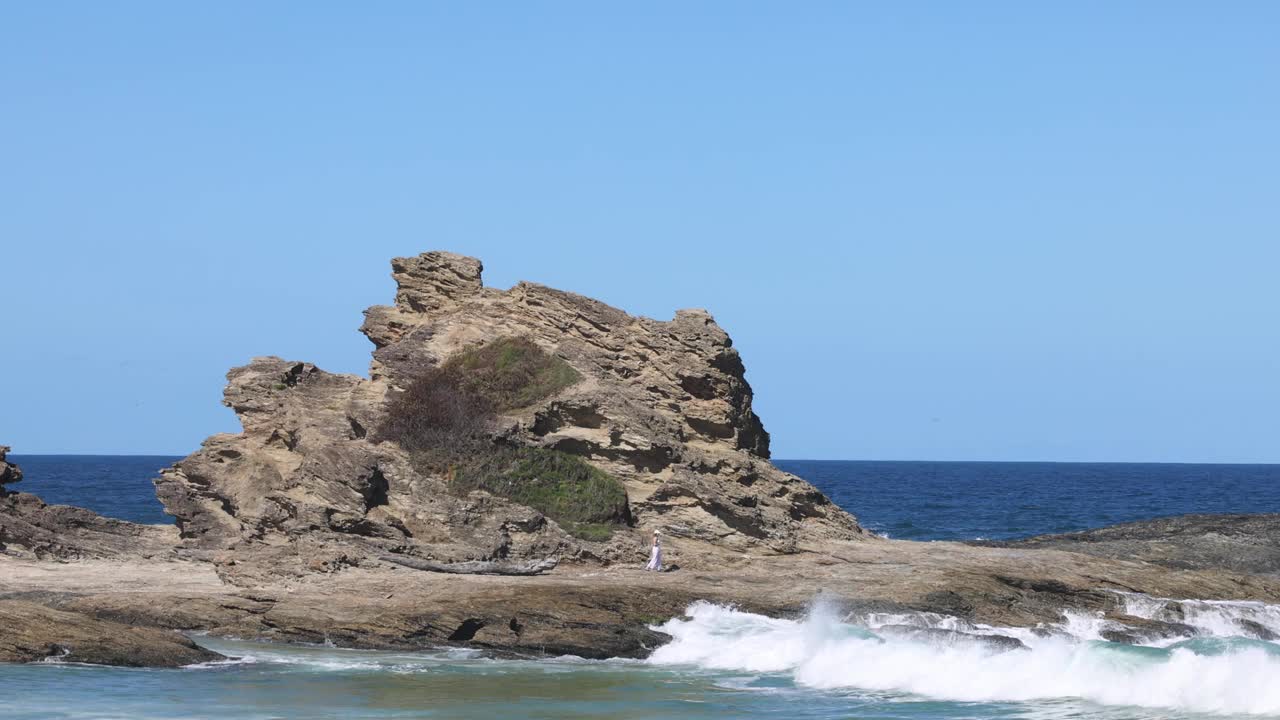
[
  {"xmin": 11, "ymin": 455, "xmax": 1280, "ymax": 540},
  {"xmin": 777, "ymin": 459, "xmax": 1280, "ymax": 540},
  {"xmin": 7, "ymin": 455, "xmax": 1280, "ymax": 720}
]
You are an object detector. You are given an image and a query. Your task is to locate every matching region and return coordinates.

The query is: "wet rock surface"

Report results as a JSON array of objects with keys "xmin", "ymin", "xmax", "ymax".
[
  {"xmin": 873, "ymin": 625, "xmax": 1029, "ymax": 652},
  {"xmin": 0, "ymin": 600, "xmax": 222, "ymax": 667},
  {"xmin": 1236, "ymin": 618, "xmax": 1279, "ymax": 641},
  {"xmin": 1098, "ymin": 613, "xmax": 1198, "ymax": 645}
]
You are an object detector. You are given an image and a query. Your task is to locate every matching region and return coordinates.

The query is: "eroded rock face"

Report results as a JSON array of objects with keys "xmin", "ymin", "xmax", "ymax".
[{"xmin": 154, "ymin": 251, "xmax": 865, "ymax": 583}]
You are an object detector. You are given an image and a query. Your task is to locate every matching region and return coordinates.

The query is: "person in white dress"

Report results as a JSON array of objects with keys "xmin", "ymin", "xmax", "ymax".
[{"xmin": 645, "ymin": 530, "xmax": 663, "ymax": 571}]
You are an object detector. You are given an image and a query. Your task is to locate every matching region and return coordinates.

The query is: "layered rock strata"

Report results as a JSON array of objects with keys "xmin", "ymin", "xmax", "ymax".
[{"xmin": 153, "ymin": 252, "xmax": 865, "ymax": 585}]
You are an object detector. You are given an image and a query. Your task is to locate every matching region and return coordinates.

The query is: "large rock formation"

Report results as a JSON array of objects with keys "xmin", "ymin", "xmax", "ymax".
[
  {"xmin": 6, "ymin": 255, "xmax": 1280, "ymax": 668},
  {"xmin": 154, "ymin": 251, "xmax": 865, "ymax": 584}
]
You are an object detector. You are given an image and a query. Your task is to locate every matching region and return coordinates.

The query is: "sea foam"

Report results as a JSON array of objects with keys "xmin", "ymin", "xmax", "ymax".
[{"xmin": 647, "ymin": 598, "xmax": 1280, "ymax": 715}]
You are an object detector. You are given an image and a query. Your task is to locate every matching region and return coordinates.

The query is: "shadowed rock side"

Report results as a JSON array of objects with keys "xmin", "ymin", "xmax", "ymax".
[
  {"xmin": 974, "ymin": 513, "xmax": 1280, "ymax": 576},
  {"xmin": 153, "ymin": 251, "xmax": 865, "ymax": 585}
]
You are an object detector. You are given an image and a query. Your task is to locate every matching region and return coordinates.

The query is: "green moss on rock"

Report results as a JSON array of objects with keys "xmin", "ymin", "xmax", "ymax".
[
  {"xmin": 445, "ymin": 336, "xmax": 581, "ymax": 412},
  {"xmin": 455, "ymin": 446, "xmax": 630, "ymax": 540},
  {"xmin": 377, "ymin": 336, "xmax": 627, "ymax": 541}
]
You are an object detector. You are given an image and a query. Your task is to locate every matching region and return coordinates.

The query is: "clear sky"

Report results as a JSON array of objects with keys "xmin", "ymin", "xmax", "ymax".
[{"xmin": 2, "ymin": 2, "xmax": 1277, "ymax": 462}]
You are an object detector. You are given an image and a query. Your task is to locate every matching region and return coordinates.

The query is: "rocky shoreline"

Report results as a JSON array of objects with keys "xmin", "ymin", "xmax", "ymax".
[
  {"xmin": 3, "ymin": 253, "xmax": 1278, "ymax": 667},
  {"xmin": 971, "ymin": 513, "xmax": 1280, "ymax": 575}
]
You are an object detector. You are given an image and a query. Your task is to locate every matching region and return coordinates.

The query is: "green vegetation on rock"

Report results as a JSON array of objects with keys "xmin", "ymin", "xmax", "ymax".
[
  {"xmin": 377, "ymin": 336, "xmax": 627, "ymax": 540},
  {"xmin": 455, "ymin": 445, "xmax": 630, "ymax": 540},
  {"xmin": 446, "ymin": 336, "xmax": 581, "ymax": 412}
]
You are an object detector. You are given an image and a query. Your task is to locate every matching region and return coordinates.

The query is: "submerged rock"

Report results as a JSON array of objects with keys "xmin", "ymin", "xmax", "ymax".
[
  {"xmin": 873, "ymin": 625, "xmax": 1029, "ymax": 652},
  {"xmin": 1235, "ymin": 619, "xmax": 1279, "ymax": 641},
  {"xmin": 1099, "ymin": 613, "xmax": 1198, "ymax": 645}
]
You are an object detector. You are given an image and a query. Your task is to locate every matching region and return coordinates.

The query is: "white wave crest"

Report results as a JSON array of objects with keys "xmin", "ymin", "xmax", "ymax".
[
  {"xmin": 648, "ymin": 600, "xmax": 1280, "ymax": 715},
  {"xmin": 1119, "ymin": 591, "xmax": 1280, "ymax": 640}
]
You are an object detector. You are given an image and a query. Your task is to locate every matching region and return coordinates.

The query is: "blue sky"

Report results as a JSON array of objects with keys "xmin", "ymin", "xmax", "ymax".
[{"xmin": 2, "ymin": 2, "xmax": 1277, "ymax": 461}]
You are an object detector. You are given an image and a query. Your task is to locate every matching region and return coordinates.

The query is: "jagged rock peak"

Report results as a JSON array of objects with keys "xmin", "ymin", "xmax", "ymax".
[
  {"xmin": 391, "ymin": 251, "xmax": 485, "ymax": 314},
  {"xmin": 360, "ymin": 252, "xmax": 771, "ymax": 457}
]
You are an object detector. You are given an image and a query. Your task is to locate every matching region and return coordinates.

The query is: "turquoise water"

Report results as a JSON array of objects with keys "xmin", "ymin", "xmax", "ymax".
[
  {"xmin": 4, "ymin": 602, "xmax": 1279, "ymax": 720},
  {"xmin": 5, "ymin": 457, "xmax": 1280, "ymax": 718},
  {"xmin": 0, "ymin": 643, "xmax": 976, "ymax": 720}
]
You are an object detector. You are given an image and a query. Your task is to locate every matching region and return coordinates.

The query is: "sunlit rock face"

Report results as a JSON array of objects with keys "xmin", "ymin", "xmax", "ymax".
[{"xmin": 154, "ymin": 251, "xmax": 866, "ymax": 584}]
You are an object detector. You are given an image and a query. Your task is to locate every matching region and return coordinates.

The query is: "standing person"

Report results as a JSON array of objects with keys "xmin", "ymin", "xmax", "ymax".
[{"xmin": 645, "ymin": 530, "xmax": 663, "ymax": 571}]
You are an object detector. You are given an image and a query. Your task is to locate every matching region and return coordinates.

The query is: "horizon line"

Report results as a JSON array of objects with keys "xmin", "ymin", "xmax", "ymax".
[{"xmin": 7, "ymin": 452, "xmax": 1279, "ymax": 467}]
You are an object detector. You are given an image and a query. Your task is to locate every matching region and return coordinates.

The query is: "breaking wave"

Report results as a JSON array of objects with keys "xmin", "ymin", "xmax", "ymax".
[{"xmin": 647, "ymin": 597, "xmax": 1280, "ymax": 716}]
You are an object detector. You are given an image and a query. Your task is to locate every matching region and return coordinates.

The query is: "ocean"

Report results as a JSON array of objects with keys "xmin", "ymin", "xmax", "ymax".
[
  {"xmin": 5, "ymin": 455, "xmax": 1280, "ymax": 719},
  {"xmin": 13, "ymin": 455, "xmax": 1280, "ymax": 540}
]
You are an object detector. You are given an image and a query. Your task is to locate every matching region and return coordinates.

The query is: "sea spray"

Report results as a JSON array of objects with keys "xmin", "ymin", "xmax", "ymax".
[
  {"xmin": 648, "ymin": 598, "xmax": 1280, "ymax": 715},
  {"xmin": 1118, "ymin": 592, "xmax": 1280, "ymax": 640}
]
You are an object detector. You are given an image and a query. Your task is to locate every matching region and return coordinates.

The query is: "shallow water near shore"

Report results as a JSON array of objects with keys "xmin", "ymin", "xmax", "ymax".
[
  {"xmin": 5, "ymin": 456, "xmax": 1280, "ymax": 718},
  {"xmin": 4, "ymin": 597, "xmax": 1279, "ymax": 719}
]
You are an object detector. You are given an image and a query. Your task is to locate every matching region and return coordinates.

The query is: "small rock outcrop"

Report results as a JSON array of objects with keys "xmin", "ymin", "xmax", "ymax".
[
  {"xmin": 872, "ymin": 625, "xmax": 1029, "ymax": 652},
  {"xmin": 0, "ymin": 452, "xmax": 220, "ymax": 667},
  {"xmin": 0, "ymin": 446, "xmax": 21, "ymax": 493},
  {"xmin": 153, "ymin": 252, "xmax": 866, "ymax": 583},
  {"xmin": 0, "ymin": 492, "xmax": 178, "ymax": 560},
  {"xmin": 0, "ymin": 447, "xmax": 178, "ymax": 561},
  {"xmin": 0, "ymin": 600, "xmax": 222, "ymax": 667},
  {"xmin": 1097, "ymin": 613, "xmax": 1197, "ymax": 645},
  {"xmin": 975, "ymin": 514, "xmax": 1280, "ymax": 576}
]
